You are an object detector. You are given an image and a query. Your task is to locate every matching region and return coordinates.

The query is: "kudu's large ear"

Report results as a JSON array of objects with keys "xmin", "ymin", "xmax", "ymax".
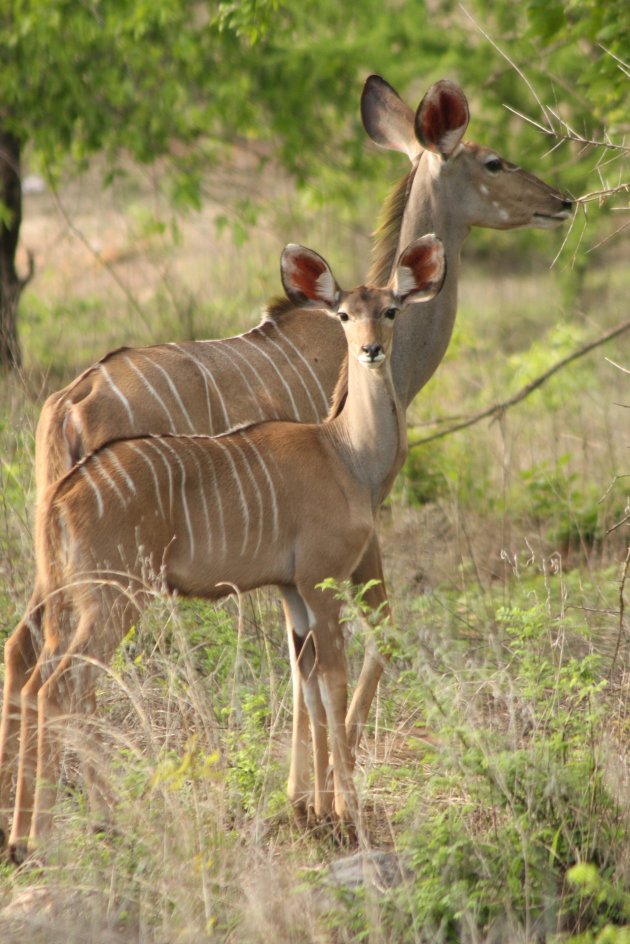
[
  {"xmin": 280, "ymin": 244, "xmax": 341, "ymax": 311},
  {"xmin": 393, "ymin": 234, "xmax": 446, "ymax": 306},
  {"xmin": 361, "ymin": 74, "xmax": 421, "ymax": 161},
  {"xmin": 414, "ymin": 80, "xmax": 469, "ymax": 159}
]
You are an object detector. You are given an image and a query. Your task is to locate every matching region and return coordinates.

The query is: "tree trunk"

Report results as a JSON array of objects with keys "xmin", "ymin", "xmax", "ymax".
[{"xmin": 0, "ymin": 128, "xmax": 31, "ymax": 372}]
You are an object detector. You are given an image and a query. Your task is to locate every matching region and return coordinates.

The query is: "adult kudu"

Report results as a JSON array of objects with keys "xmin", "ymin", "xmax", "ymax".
[
  {"xmin": 0, "ymin": 75, "xmax": 573, "ymax": 853},
  {"xmin": 6, "ymin": 235, "xmax": 446, "ymax": 860}
]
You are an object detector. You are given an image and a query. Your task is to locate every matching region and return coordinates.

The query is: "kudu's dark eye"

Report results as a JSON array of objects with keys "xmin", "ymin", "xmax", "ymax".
[
  {"xmin": 485, "ymin": 157, "xmax": 502, "ymax": 173},
  {"xmin": 384, "ymin": 307, "xmax": 397, "ymax": 320},
  {"xmin": 339, "ymin": 311, "xmax": 349, "ymax": 323}
]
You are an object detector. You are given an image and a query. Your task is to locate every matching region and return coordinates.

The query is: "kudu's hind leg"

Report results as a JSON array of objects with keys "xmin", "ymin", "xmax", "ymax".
[
  {"xmin": 8, "ymin": 637, "xmax": 55, "ymax": 862},
  {"xmin": 79, "ymin": 689, "xmax": 115, "ymax": 832},
  {"xmin": 0, "ymin": 591, "xmax": 44, "ymax": 851},
  {"xmin": 27, "ymin": 619, "xmax": 106, "ymax": 850},
  {"xmin": 298, "ymin": 584, "xmax": 357, "ymax": 827}
]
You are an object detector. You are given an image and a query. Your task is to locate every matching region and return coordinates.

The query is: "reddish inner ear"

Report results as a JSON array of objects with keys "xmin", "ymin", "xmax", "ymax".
[
  {"xmin": 291, "ymin": 254, "xmax": 327, "ymax": 299},
  {"xmin": 403, "ymin": 243, "xmax": 442, "ymax": 286},
  {"xmin": 418, "ymin": 87, "xmax": 468, "ymax": 149}
]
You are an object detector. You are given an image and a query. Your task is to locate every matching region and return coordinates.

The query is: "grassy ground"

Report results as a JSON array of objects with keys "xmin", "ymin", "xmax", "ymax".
[{"xmin": 0, "ymin": 166, "xmax": 629, "ymax": 942}]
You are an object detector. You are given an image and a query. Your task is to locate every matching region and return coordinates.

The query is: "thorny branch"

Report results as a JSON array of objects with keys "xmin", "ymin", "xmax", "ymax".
[{"xmin": 408, "ymin": 317, "xmax": 630, "ymax": 448}]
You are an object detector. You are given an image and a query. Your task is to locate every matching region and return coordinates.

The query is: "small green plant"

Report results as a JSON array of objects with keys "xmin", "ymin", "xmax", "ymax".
[
  {"xmin": 516, "ymin": 454, "xmax": 627, "ymax": 552},
  {"xmin": 379, "ymin": 595, "xmax": 629, "ymax": 941}
]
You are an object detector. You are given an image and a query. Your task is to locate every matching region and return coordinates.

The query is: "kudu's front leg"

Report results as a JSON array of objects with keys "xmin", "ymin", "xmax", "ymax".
[
  {"xmin": 298, "ymin": 584, "xmax": 357, "ymax": 828},
  {"xmin": 280, "ymin": 587, "xmax": 326, "ymax": 823},
  {"xmin": 345, "ymin": 533, "xmax": 392, "ymax": 759}
]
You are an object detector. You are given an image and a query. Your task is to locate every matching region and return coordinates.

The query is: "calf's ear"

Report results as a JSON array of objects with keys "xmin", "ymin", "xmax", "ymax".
[{"xmin": 280, "ymin": 244, "xmax": 341, "ymax": 311}]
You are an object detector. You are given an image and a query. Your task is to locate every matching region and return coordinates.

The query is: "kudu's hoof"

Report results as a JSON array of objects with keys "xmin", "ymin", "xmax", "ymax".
[
  {"xmin": 291, "ymin": 795, "xmax": 317, "ymax": 831},
  {"xmin": 9, "ymin": 840, "xmax": 30, "ymax": 867}
]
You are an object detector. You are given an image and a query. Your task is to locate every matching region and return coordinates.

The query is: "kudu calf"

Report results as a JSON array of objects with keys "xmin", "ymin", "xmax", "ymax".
[{"xmin": 7, "ymin": 234, "xmax": 446, "ymax": 862}]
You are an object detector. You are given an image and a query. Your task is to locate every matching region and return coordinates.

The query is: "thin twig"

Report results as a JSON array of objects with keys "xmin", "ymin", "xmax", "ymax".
[
  {"xmin": 408, "ymin": 317, "xmax": 630, "ymax": 448},
  {"xmin": 48, "ymin": 182, "xmax": 154, "ymax": 333},
  {"xmin": 609, "ymin": 545, "xmax": 630, "ymax": 680}
]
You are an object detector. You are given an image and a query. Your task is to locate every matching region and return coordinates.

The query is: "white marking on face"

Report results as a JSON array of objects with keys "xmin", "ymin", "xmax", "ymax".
[
  {"xmin": 98, "ymin": 364, "xmax": 135, "ymax": 424},
  {"xmin": 479, "ymin": 184, "xmax": 489, "ymax": 196},
  {"xmin": 358, "ymin": 351, "xmax": 386, "ymax": 368},
  {"xmin": 123, "ymin": 356, "xmax": 177, "ymax": 433},
  {"xmin": 80, "ymin": 465, "xmax": 104, "ymax": 519}
]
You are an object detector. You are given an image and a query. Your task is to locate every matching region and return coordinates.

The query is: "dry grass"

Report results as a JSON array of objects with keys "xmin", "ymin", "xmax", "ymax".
[{"xmin": 0, "ymin": 165, "xmax": 629, "ymax": 940}]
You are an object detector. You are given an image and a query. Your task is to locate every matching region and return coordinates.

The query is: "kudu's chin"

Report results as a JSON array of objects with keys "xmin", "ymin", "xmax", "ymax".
[
  {"xmin": 531, "ymin": 209, "xmax": 573, "ymax": 229},
  {"xmin": 358, "ymin": 354, "xmax": 387, "ymax": 368}
]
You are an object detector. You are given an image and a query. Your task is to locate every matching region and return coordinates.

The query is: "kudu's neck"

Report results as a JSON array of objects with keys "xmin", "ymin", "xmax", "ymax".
[
  {"xmin": 327, "ymin": 352, "xmax": 406, "ymax": 509},
  {"xmin": 390, "ymin": 150, "xmax": 470, "ymax": 409}
]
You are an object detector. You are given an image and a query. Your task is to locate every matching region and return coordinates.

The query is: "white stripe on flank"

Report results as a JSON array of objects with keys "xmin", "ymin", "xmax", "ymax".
[
  {"xmin": 91, "ymin": 454, "xmax": 127, "ymax": 508},
  {"xmin": 159, "ymin": 439, "xmax": 195, "ymax": 559},
  {"xmin": 193, "ymin": 439, "xmax": 227, "ymax": 560},
  {"xmin": 237, "ymin": 336, "xmax": 300, "ymax": 420},
  {"xmin": 80, "ymin": 465, "xmax": 104, "ymax": 519},
  {"xmin": 213, "ymin": 438, "xmax": 250, "ymax": 556},
  {"xmin": 178, "ymin": 342, "xmax": 232, "ymax": 430},
  {"xmin": 169, "ymin": 344, "xmax": 214, "ymax": 431},
  {"xmin": 187, "ymin": 443, "xmax": 213, "ymax": 557},
  {"xmin": 267, "ymin": 323, "xmax": 330, "ymax": 415},
  {"xmin": 123, "ymin": 355, "xmax": 177, "ymax": 433},
  {"xmin": 254, "ymin": 328, "xmax": 320, "ymax": 420},
  {"xmin": 127, "ymin": 441, "xmax": 165, "ymax": 519},
  {"xmin": 106, "ymin": 448, "xmax": 137, "ymax": 495},
  {"xmin": 143, "ymin": 438, "xmax": 174, "ymax": 514},
  {"xmin": 139, "ymin": 353, "xmax": 196, "ymax": 432},
  {"xmin": 98, "ymin": 363, "xmax": 135, "ymax": 424},
  {"xmin": 213, "ymin": 342, "xmax": 269, "ymax": 421},
  {"xmin": 241, "ymin": 433, "xmax": 279, "ymax": 543},
  {"xmin": 230, "ymin": 439, "xmax": 264, "ymax": 556}
]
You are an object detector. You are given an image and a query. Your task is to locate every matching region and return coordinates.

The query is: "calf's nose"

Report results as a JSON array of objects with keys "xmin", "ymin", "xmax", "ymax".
[{"xmin": 362, "ymin": 344, "xmax": 383, "ymax": 361}]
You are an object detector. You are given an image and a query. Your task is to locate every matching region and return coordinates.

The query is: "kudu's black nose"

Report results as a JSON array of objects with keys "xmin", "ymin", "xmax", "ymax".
[{"xmin": 362, "ymin": 344, "xmax": 383, "ymax": 361}]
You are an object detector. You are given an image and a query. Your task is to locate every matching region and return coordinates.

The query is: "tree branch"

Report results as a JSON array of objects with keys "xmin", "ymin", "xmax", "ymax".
[{"xmin": 408, "ymin": 317, "xmax": 630, "ymax": 449}]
